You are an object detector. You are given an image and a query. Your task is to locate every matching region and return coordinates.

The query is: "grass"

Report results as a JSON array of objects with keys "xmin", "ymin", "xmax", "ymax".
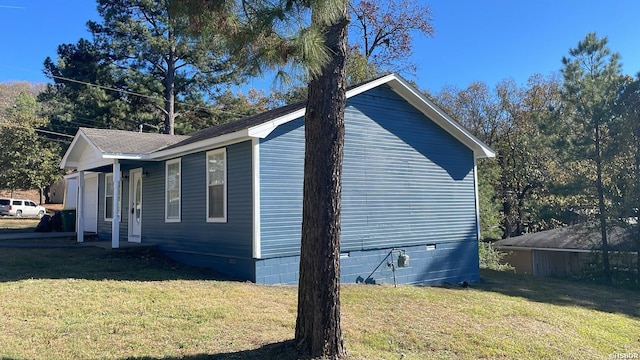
[
  {"xmin": 0, "ymin": 217, "xmax": 40, "ymax": 233},
  {"xmin": 0, "ymin": 241, "xmax": 638, "ymax": 359}
]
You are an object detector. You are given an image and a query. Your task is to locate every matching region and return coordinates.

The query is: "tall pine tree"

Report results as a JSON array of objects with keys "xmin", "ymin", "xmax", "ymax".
[{"xmin": 561, "ymin": 32, "xmax": 624, "ymax": 280}]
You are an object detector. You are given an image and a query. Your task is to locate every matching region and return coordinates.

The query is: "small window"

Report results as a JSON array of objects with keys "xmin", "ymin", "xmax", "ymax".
[
  {"xmin": 165, "ymin": 159, "xmax": 181, "ymax": 222},
  {"xmin": 104, "ymin": 173, "xmax": 122, "ymax": 221},
  {"xmin": 207, "ymin": 148, "xmax": 227, "ymax": 222},
  {"xmin": 12, "ymin": 200, "xmax": 22, "ymax": 206}
]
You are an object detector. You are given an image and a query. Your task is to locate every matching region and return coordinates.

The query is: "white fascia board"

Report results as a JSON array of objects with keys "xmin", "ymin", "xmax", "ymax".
[
  {"xmin": 246, "ymin": 76, "xmax": 395, "ymax": 139},
  {"xmin": 387, "ymin": 76, "xmax": 496, "ymax": 159},
  {"xmin": 247, "ymin": 108, "xmax": 307, "ymax": 138},
  {"xmin": 102, "ymin": 153, "xmax": 148, "ymax": 160},
  {"xmin": 60, "ymin": 130, "xmax": 105, "ymax": 169},
  {"xmin": 245, "ymin": 73, "xmax": 495, "ymax": 159},
  {"xmin": 345, "ymin": 73, "xmax": 399, "ymax": 98},
  {"xmin": 149, "ymin": 129, "xmax": 252, "ymax": 160}
]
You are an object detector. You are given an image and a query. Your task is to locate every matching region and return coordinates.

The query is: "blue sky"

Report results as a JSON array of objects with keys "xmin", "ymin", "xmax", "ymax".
[{"xmin": 1, "ymin": 1, "xmax": 639, "ymax": 94}]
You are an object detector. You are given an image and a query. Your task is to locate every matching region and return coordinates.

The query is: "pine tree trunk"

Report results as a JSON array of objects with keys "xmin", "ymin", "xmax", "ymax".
[
  {"xmin": 164, "ymin": 31, "xmax": 176, "ymax": 135},
  {"xmin": 594, "ymin": 124, "xmax": 610, "ymax": 280},
  {"xmin": 294, "ymin": 1, "xmax": 348, "ymax": 358}
]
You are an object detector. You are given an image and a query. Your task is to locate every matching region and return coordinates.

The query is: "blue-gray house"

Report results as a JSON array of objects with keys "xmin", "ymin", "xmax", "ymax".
[{"xmin": 60, "ymin": 74, "xmax": 495, "ymax": 285}]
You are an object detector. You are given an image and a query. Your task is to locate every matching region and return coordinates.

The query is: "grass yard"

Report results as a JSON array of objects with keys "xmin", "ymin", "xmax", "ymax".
[
  {"xmin": 0, "ymin": 243, "xmax": 638, "ymax": 359},
  {"xmin": 0, "ymin": 217, "xmax": 40, "ymax": 233}
]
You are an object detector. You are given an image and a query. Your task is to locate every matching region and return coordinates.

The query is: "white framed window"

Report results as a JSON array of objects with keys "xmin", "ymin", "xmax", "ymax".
[
  {"xmin": 207, "ymin": 148, "xmax": 227, "ymax": 222},
  {"xmin": 165, "ymin": 159, "xmax": 181, "ymax": 222},
  {"xmin": 104, "ymin": 173, "xmax": 122, "ymax": 221}
]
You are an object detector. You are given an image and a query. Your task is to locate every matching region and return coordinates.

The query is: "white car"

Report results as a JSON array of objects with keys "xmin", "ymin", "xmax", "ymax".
[{"xmin": 0, "ymin": 198, "xmax": 47, "ymax": 217}]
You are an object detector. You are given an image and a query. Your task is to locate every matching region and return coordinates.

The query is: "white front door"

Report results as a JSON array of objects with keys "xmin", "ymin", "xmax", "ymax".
[{"xmin": 128, "ymin": 169, "xmax": 143, "ymax": 242}]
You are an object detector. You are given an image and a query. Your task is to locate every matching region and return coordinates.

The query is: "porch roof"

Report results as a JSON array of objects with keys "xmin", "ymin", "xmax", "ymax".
[{"xmin": 60, "ymin": 128, "xmax": 189, "ymax": 171}]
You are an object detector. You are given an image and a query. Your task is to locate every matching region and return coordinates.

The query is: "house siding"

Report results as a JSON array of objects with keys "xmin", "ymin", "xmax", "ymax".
[
  {"xmin": 258, "ymin": 85, "xmax": 479, "ymax": 285},
  {"xmin": 92, "ymin": 142, "xmax": 254, "ymax": 279},
  {"xmin": 141, "ymin": 141, "xmax": 254, "ymax": 260},
  {"xmin": 96, "ymin": 172, "xmax": 130, "ymax": 243}
]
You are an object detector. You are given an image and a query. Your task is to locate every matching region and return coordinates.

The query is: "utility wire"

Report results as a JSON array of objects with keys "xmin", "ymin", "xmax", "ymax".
[{"xmin": 0, "ymin": 63, "xmax": 273, "ymax": 129}]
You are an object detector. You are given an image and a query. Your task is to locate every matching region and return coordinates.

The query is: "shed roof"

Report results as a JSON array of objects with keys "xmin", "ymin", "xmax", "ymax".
[{"xmin": 493, "ymin": 224, "xmax": 637, "ymax": 252}]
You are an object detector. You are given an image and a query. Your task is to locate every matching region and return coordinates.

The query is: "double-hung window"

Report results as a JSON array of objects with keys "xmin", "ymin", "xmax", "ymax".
[
  {"xmin": 165, "ymin": 159, "xmax": 181, "ymax": 222},
  {"xmin": 104, "ymin": 173, "xmax": 122, "ymax": 221},
  {"xmin": 207, "ymin": 148, "xmax": 227, "ymax": 222}
]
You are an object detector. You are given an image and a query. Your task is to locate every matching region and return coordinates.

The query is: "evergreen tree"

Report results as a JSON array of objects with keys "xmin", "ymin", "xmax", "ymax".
[
  {"xmin": 560, "ymin": 32, "xmax": 624, "ymax": 280},
  {"xmin": 174, "ymin": 0, "xmax": 349, "ymax": 357},
  {"xmin": 40, "ymin": 39, "xmax": 138, "ymax": 135},
  {"xmin": 614, "ymin": 75, "xmax": 640, "ymax": 284}
]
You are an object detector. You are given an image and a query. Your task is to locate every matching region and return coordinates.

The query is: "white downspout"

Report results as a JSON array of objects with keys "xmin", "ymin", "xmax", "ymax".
[
  {"xmin": 252, "ymin": 138, "xmax": 261, "ymax": 259},
  {"xmin": 473, "ymin": 157, "xmax": 482, "ymax": 241},
  {"xmin": 77, "ymin": 171, "xmax": 85, "ymax": 243},
  {"xmin": 112, "ymin": 161, "xmax": 121, "ymax": 249}
]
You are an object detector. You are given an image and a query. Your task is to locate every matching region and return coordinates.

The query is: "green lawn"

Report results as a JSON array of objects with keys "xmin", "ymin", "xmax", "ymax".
[
  {"xmin": 0, "ymin": 217, "xmax": 39, "ymax": 233},
  {"xmin": 0, "ymin": 243, "xmax": 638, "ymax": 359}
]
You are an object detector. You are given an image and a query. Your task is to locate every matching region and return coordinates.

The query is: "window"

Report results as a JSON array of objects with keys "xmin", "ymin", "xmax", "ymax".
[
  {"xmin": 207, "ymin": 148, "xmax": 226, "ymax": 222},
  {"xmin": 165, "ymin": 159, "xmax": 181, "ymax": 222},
  {"xmin": 104, "ymin": 173, "xmax": 122, "ymax": 221}
]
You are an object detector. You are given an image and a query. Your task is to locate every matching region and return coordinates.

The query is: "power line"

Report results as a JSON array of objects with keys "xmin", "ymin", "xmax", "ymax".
[
  {"xmin": 35, "ymin": 128, "xmax": 74, "ymax": 138},
  {"xmin": 0, "ymin": 63, "xmax": 272, "ymax": 124}
]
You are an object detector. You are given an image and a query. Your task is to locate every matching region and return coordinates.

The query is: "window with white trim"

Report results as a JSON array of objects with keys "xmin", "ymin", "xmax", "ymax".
[
  {"xmin": 165, "ymin": 159, "xmax": 181, "ymax": 222},
  {"xmin": 104, "ymin": 173, "xmax": 122, "ymax": 221},
  {"xmin": 207, "ymin": 148, "xmax": 227, "ymax": 222}
]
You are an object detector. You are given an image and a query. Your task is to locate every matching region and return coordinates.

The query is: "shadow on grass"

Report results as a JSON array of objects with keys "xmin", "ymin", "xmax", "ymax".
[
  {"xmin": 0, "ymin": 246, "xmax": 234, "ymax": 282},
  {"xmin": 122, "ymin": 340, "xmax": 310, "ymax": 360},
  {"xmin": 475, "ymin": 269, "xmax": 640, "ymax": 319}
]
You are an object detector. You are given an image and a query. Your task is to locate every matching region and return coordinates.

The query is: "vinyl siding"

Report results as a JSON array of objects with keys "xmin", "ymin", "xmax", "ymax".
[
  {"xmin": 259, "ymin": 85, "xmax": 478, "ymax": 259},
  {"xmin": 259, "ymin": 120, "xmax": 306, "ymax": 257},
  {"xmin": 98, "ymin": 141, "xmax": 253, "ymax": 258},
  {"xmin": 96, "ymin": 172, "xmax": 129, "ymax": 243},
  {"xmin": 131, "ymin": 141, "xmax": 253, "ymax": 259}
]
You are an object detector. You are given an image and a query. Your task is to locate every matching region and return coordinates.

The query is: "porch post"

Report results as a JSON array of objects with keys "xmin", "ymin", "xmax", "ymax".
[
  {"xmin": 112, "ymin": 161, "xmax": 121, "ymax": 249},
  {"xmin": 77, "ymin": 171, "xmax": 85, "ymax": 243}
]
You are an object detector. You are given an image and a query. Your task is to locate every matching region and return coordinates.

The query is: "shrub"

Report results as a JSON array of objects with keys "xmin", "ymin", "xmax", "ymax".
[{"xmin": 479, "ymin": 241, "xmax": 514, "ymax": 271}]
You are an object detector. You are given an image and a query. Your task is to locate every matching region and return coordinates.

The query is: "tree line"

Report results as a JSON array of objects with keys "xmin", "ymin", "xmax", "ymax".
[{"xmin": 432, "ymin": 33, "xmax": 640, "ymax": 283}]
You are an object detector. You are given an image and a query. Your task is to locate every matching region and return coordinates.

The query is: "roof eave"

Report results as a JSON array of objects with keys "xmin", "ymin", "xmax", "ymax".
[
  {"xmin": 59, "ymin": 130, "xmax": 108, "ymax": 170},
  {"xmin": 384, "ymin": 75, "xmax": 496, "ymax": 159},
  {"xmin": 247, "ymin": 108, "xmax": 307, "ymax": 138},
  {"xmin": 149, "ymin": 129, "xmax": 252, "ymax": 160},
  {"xmin": 248, "ymin": 73, "xmax": 495, "ymax": 159}
]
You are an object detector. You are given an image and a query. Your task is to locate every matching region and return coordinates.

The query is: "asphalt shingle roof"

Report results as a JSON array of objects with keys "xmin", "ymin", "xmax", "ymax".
[
  {"xmin": 80, "ymin": 127, "xmax": 189, "ymax": 155},
  {"xmin": 167, "ymin": 100, "xmax": 307, "ymax": 149},
  {"xmin": 493, "ymin": 224, "xmax": 636, "ymax": 252}
]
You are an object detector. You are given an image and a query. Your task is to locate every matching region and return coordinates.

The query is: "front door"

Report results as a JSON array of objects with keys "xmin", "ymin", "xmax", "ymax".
[{"xmin": 128, "ymin": 168, "xmax": 143, "ymax": 242}]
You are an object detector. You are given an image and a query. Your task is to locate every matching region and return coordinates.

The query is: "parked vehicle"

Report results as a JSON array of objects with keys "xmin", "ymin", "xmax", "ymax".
[{"xmin": 0, "ymin": 198, "xmax": 46, "ymax": 217}]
